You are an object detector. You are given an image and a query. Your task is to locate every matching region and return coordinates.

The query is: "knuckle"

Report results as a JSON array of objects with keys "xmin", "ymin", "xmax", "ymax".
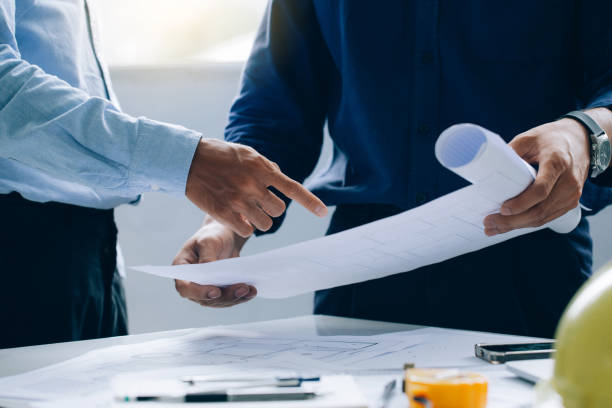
[
  {"xmin": 238, "ymin": 143, "xmax": 257, "ymax": 155},
  {"xmin": 533, "ymin": 183, "xmax": 549, "ymax": 198},
  {"xmin": 521, "ymin": 134, "xmax": 536, "ymax": 144},
  {"xmin": 550, "ymin": 151, "xmax": 570, "ymax": 171},
  {"xmin": 287, "ymin": 180, "xmax": 301, "ymax": 195},
  {"xmin": 571, "ymin": 178, "xmax": 583, "ymax": 194},
  {"xmin": 254, "ymin": 155, "xmax": 268, "ymax": 168},
  {"xmin": 229, "ymin": 197, "xmax": 251, "ymax": 212},
  {"xmin": 518, "ymin": 133, "xmax": 537, "ymax": 147},
  {"xmin": 534, "ymin": 205, "xmax": 547, "ymax": 219},
  {"xmin": 513, "ymin": 132, "xmax": 530, "ymax": 142},
  {"xmin": 239, "ymin": 225, "xmax": 254, "ymax": 238},
  {"xmin": 536, "ymin": 210, "xmax": 551, "ymax": 226},
  {"xmin": 528, "ymin": 208, "xmax": 546, "ymax": 226},
  {"xmin": 269, "ymin": 160, "xmax": 281, "ymax": 171},
  {"xmin": 246, "ymin": 154, "xmax": 269, "ymax": 173}
]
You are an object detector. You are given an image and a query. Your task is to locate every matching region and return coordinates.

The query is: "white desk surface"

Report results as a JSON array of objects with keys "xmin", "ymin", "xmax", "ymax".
[{"xmin": 0, "ymin": 315, "xmax": 535, "ymax": 407}]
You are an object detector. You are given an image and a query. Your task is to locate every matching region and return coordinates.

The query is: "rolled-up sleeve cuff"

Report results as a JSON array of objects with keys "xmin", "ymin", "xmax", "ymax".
[{"xmin": 129, "ymin": 117, "xmax": 201, "ymax": 197}]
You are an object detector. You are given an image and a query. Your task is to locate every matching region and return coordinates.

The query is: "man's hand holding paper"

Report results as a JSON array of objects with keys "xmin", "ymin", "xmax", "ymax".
[
  {"xmin": 173, "ymin": 217, "xmax": 254, "ymax": 308},
  {"xmin": 485, "ymin": 108, "xmax": 612, "ymax": 236}
]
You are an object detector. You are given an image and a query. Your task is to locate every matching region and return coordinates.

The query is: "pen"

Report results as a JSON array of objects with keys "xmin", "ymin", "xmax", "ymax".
[
  {"xmin": 180, "ymin": 375, "xmax": 320, "ymax": 386},
  {"xmin": 119, "ymin": 390, "xmax": 317, "ymax": 403},
  {"xmin": 379, "ymin": 379, "xmax": 396, "ymax": 408}
]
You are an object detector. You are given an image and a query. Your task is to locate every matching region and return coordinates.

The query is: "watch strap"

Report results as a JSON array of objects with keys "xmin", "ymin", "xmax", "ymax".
[
  {"xmin": 561, "ymin": 110, "xmax": 605, "ymax": 138},
  {"xmin": 561, "ymin": 110, "xmax": 609, "ymax": 178}
]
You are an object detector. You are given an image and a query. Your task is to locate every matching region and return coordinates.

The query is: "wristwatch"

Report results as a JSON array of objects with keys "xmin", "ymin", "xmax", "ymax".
[{"xmin": 561, "ymin": 110, "xmax": 611, "ymax": 178}]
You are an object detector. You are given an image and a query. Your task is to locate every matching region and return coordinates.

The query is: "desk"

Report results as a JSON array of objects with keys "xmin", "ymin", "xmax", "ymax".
[{"xmin": 0, "ymin": 315, "xmax": 535, "ymax": 407}]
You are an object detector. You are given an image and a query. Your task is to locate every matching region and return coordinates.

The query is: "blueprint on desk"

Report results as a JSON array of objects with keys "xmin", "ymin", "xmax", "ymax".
[{"xmin": 0, "ymin": 326, "xmax": 543, "ymax": 408}]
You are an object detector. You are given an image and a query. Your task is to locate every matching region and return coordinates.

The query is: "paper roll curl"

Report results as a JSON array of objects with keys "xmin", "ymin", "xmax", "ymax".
[{"xmin": 435, "ymin": 124, "xmax": 580, "ymax": 234}]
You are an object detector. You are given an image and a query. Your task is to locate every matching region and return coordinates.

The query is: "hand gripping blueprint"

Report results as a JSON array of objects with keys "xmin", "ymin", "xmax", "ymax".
[{"xmin": 134, "ymin": 124, "xmax": 581, "ymax": 298}]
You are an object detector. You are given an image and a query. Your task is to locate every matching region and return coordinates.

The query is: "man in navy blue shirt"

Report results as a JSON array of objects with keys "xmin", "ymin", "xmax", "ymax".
[{"xmin": 174, "ymin": 1, "xmax": 612, "ymax": 337}]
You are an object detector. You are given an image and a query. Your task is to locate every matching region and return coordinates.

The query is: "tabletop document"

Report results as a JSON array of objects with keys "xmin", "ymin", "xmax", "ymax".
[{"xmin": 0, "ymin": 326, "xmax": 539, "ymax": 407}]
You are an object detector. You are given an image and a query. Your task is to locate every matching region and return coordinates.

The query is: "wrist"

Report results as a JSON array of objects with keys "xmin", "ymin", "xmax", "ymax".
[
  {"xmin": 559, "ymin": 117, "xmax": 590, "ymax": 141},
  {"xmin": 203, "ymin": 215, "xmax": 249, "ymax": 250},
  {"xmin": 558, "ymin": 117, "xmax": 591, "ymax": 166},
  {"xmin": 560, "ymin": 108, "xmax": 612, "ymax": 177},
  {"xmin": 586, "ymin": 108, "xmax": 612, "ymax": 170}
]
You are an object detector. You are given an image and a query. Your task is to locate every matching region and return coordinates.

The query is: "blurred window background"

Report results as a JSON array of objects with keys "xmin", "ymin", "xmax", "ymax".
[{"xmin": 97, "ymin": 0, "xmax": 268, "ymax": 66}]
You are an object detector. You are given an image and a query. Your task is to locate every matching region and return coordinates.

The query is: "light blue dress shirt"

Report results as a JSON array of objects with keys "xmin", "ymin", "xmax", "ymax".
[{"xmin": 0, "ymin": 0, "xmax": 201, "ymax": 209}]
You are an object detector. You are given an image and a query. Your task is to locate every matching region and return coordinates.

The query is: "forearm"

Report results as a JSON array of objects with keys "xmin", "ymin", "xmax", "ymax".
[{"xmin": 0, "ymin": 45, "xmax": 200, "ymax": 196}]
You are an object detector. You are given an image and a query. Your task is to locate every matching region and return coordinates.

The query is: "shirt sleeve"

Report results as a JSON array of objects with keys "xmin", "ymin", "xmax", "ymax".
[
  {"xmin": 578, "ymin": 1, "xmax": 612, "ymax": 111},
  {"xmin": 576, "ymin": 2, "xmax": 612, "ymax": 200},
  {"xmin": 225, "ymin": 0, "xmax": 332, "ymax": 233},
  {"xmin": 0, "ymin": 1, "xmax": 201, "ymax": 198}
]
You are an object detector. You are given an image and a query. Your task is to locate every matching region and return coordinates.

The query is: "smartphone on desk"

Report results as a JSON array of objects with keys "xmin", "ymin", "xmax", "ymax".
[{"xmin": 475, "ymin": 341, "xmax": 555, "ymax": 364}]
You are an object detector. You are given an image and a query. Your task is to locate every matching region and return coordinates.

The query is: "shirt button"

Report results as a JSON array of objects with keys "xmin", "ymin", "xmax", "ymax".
[
  {"xmin": 416, "ymin": 193, "xmax": 428, "ymax": 205},
  {"xmin": 421, "ymin": 51, "xmax": 434, "ymax": 64},
  {"xmin": 151, "ymin": 184, "xmax": 160, "ymax": 191},
  {"xmin": 418, "ymin": 124, "xmax": 431, "ymax": 136}
]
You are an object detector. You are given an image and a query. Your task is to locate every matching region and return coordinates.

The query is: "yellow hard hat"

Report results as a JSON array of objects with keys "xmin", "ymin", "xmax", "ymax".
[{"xmin": 552, "ymin": 261, "xmax": 612, "ymax": 407}]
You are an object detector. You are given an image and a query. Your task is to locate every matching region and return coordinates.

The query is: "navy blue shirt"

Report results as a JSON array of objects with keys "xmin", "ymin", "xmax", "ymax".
[
  {"xmin": 225, "ymin": 1, "xmax": 612, "ymax": 336},
  {"xmin": 227, "ymin": 0, "xmax": 612, "ymax": 215}
]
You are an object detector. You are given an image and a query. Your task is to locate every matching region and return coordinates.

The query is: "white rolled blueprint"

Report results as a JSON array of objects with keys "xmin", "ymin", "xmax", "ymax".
[
  {"xmin": 133, "ymin": 124, "xmax": 581, "ymax": 298},
  {"xmin": 435, "ymin": 124, "xmax": 581, "ymax": 233}
]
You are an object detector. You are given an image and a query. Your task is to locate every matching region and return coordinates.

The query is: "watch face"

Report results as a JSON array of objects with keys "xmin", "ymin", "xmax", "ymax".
[{"xmin": 600, "ymin": 139, "xmax": 611, "ymax": 169}]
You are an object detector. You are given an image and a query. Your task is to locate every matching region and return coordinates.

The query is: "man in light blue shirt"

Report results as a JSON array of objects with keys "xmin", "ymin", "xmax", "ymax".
[{"xmin": 0, "ymin": 0, "xmax": 327, "ymax": 348}]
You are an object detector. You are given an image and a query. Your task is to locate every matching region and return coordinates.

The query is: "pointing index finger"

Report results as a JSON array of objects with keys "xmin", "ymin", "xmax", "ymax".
[{"xmin": 268, "ymin": 172, "xmax": 327, "ymax": 217}]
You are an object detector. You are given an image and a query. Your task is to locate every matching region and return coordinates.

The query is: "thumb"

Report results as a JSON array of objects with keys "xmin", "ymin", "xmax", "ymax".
[{"xmin": 172, "ymin": 247, "xmax": 197, "ymax": 265}]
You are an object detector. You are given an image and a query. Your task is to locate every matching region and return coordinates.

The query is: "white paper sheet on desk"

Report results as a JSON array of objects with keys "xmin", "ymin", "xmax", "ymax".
[
  {"xmin": 27, "ymin": 373, "xmax": 368, "ymax": 408},
  {"xmin": 0, "ymin": 328, "xmax": 422, "ymax": 402},
  {"xmin": 133, "ymin": 124, "xmax": 581, "ymax": 298},
  {"xmin": 0, "ymin": 327, "xmax": 543, "ymax": 408}
]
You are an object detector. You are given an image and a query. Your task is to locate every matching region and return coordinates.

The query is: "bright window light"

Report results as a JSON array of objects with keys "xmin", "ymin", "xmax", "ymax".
[{"xmin": 96, "ymin": 0, "xmax": 268, "ymax": 66}]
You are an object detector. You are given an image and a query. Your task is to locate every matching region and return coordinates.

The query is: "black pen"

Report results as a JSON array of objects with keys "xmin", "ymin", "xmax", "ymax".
[
  {"xmin": 119, "ymin": 390, "xmax": 317, "ymax": 403},
  {"xmin": 379, "ymin": 379, "xmax": 396, "ymax": 408}
]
